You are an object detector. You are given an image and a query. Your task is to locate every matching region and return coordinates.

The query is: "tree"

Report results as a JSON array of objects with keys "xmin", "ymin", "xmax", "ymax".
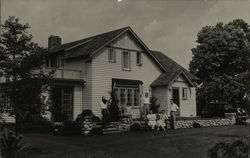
[
  {"xmin": 0, "ymin": 16, "xmax": 52, "ymax": 127},
  {"xmin": 190, "ymin": 19, "xmax": 250, "ymax": 108}
]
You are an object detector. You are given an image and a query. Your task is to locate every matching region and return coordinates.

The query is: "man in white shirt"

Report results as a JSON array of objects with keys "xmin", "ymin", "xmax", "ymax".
[
  {"xmin": 143, "ymin": 92, "xmax": 150, "ymax": 118},
  {"xmin": 170, "ymin": 99, "xmax": 179, "ymax": 130},
  {"xmin": 100, "ymin": 96, "xmax": 110, "ymax": 128}
]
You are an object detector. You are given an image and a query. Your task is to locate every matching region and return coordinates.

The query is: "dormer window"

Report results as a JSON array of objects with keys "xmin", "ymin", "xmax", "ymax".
[
  {"xmin": 136, "ymin": 52, "xmax": 142, "ymax": 66},
  {"xmin": 45, "ymin": 55, "xmax": 64, "ymax": 68},
  {"xmin": 108, "ymin": 48, "xmax": 116, "ymax": 63}
]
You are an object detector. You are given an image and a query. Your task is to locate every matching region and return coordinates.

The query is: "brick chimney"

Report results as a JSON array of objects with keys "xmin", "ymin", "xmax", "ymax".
[{"xmin": 48, "ymin": 35, "xmax": 62, "ymax": 49}]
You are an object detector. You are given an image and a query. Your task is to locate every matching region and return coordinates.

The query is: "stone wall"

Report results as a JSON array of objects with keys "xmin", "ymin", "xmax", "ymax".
[{"xmin": 175, "ymin": 118, "xmax": 235, "ymax": 129}]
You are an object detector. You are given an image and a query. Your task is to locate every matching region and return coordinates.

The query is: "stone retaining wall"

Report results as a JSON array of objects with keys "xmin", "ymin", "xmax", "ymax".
[{"xmin": 175, "ymin": 118, "xmax": 235, "ymax": 129}]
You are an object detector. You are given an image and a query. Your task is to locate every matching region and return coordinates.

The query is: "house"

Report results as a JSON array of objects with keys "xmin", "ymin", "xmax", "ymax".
[{"xmin": 0, "ymin": 26, "xmax": 199, "ymax": 122}]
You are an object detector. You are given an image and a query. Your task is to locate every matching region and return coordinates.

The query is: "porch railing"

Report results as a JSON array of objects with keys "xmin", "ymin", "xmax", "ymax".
[{"xmin": 46, "ymin": 68, "xmax": 83, "ymax": 80}]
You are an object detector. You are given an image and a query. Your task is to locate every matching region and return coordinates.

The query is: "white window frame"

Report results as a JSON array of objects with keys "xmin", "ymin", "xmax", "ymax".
[
  {"xmin": 116, "ymin": 87, "xmax": 140, "ymax": 112},
  {"xmin": 136, "ymin": 52, "xmax": 142, "ymax": 66},
  {"xmin": 122, "ymin": 51, "xmax": 131, "ymax": 71},
  {"xmin": 182, "ymin": 88, "xmax": 188, "ymax": 100},
  {"xmin": 108, "ymin": 48, "xmax": 116, "ymax": 63}
]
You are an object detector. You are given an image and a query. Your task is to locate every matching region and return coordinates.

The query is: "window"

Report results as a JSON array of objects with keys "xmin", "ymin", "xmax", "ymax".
[
  {"xmin": 50, "ymin": 56, "xmax": 58, "ymax": 68},
  {"xmin": 122, "ymin": 51, "xmax": 131, "ymax": 70},
  {"xmin": 46, "ymin": 55, "xmax": 64, "ymax": 68},
  {"xmin": 182, "ymin": 88, "xmax": 187, "ymax": 100},
  {"xmin": 108, "ymin": 48, "xmax": 116, "ymax": 62},
  {"xmin": 51, "ymin": 87, "xmax": 73, "ymax": 121},
  {"xmin": 136, "ymin": 52, "xmax": 142, "ymax": 66},
  {"xmin": 133, "ymin": 89, "xmax": 139, "ymax": 107},
  {"xmin": 0, "ymin": 89, "xmax": 12, "ymax": 112},
  {"xmin": 116, "ymin": 87, "xmax": 139, "ymax": 111}
]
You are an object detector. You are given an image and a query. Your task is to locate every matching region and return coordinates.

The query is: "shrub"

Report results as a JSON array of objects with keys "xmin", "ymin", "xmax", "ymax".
[
  {"xmin": 150, "ymin": 96, "xmax": 160, "ymax": 113},
  {"xmin": 18, "ymin": 115, "xmax": 53, "ymax": 133},
  {"xmin": 81, "ymin": 109, "xmax": 93, "ymax": 117},
  {"xmin": 1, "ymin": 130, "xmax": 31, "ymax": 158},
  {"xmin": 61, "ymin": 120, "xmax": 82, "ymax": 136},
  {"xmin": 108, "ymin": 90, "xmax": 120, "ymax": 121},
  {"xmin": 130, "ymin": 123, "xmax": 142, "ymax": 131},
  {"xmin": 76, "ymin": 109, "xmax": 100, "ymax": 124},
  {"xmin": 89, "ymin": 127, "xmax": 103, "ymax": 135},
  {"xmin": 207, "ymin": 139, "xmax": 248, "ymax": 158},
  {"xmin": 193, "ymin": 122, "xmax": 202, "ymax": 128}
]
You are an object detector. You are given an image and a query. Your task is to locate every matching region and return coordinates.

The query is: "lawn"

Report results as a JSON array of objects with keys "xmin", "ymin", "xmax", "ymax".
[{"xmin": 23, "ymin": 125, "xmax": 249, "ymax": 158}]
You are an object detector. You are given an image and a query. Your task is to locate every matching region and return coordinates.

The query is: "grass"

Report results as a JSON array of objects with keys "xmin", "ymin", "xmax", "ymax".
[{"xmin": 22, "ymin": 125, "xmax": 249, "ymax": 158}]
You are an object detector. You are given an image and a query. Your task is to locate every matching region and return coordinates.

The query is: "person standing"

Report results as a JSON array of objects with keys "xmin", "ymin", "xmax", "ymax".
[
  {"xmin": 143, "ymin": 92, "xmax": 150, "ymax": 118},
  {"xmin": 100, "ymin": 96, "xmax": 110, "ymax": 128},
  {"xmin": 170, "ymin": 99, "xmax": 179, "ymax": 130}
]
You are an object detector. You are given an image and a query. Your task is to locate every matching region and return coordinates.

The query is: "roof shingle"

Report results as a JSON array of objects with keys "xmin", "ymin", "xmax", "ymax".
[
  {"xmin": 46, "ymin": 27, "xmax": 130, "ymax": 59},
  {"xmin": 150, "ymin": 51, "xmax": 199, "ymax": 87}
]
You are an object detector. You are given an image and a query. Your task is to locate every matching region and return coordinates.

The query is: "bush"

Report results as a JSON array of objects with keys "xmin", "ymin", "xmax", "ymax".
[
  {"xmin": 76, "ymin": 109, "xmax": 100, "ymax": 124},
  {"xmin": 130, "ymin": 123, "xmax": 142, "ymax": 131},
  {"xmin": 207, "ymin": 139, "xmax": 248, "ymax": 158},
  {"xmin": 61, "ymin": 120, "xmax": 82, "ymax": 136},
  {"xmin": 81, "ymin": 109, "xmax": 93, "ymax": 117},
  {"xmin": 108, "ymin": 90, "xmax": 120, "ymax": 121},
  {"xmin": 18, "ymin": 115, "xmax": 53, "ymax": 133},
  {"xmin": 1, "ymin": 130, "xmax": 31, "ymax": 158},
  {"xmin": 193, "ymin": 122, "xmax": 202, "ymax": 128},
  {"xmin": 89, "ymin": 127, "xmax": 103, "ymax": 136},
  {"xmin": 150, "ymin": 96, "xmax": 160, "ymax": 113},
  {"xmin": 53, "ymin": 120, "xmax": 82, "ymax": 136}
]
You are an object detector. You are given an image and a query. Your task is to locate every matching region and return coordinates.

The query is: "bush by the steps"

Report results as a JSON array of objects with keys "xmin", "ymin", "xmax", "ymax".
[
  {"xmin": 89, "ymin": 127, "xmax": 103, "ymax": 135},
  {"xmin": 53, "ymin": 120, "xmax": 81, "ymax": 136},
  {"xmin": 130, "ymin": 123, "xmax": 142, "ymax": 131}
]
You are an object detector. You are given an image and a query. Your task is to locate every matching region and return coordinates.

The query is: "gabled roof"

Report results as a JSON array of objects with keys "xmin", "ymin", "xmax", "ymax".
[
  {"xmin": 150, "ymin": 51, "xmax": 199, "ymax": 87},
  {"xmin": 46, "ymin": 27, "xmax": 130, "ymax": 59},
  {"xmin": 46, "ymin": 27, "xmax": 166, "ymax": 72},
  {"xmin": 45, "ymin": 27, "xmax": 199, "ymax": 87}
]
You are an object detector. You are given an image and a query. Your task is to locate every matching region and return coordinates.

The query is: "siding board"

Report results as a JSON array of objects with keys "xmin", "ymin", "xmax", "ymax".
[{"xmin": 89, "ymin": 33, "xmax": 162, "ymax": 117}]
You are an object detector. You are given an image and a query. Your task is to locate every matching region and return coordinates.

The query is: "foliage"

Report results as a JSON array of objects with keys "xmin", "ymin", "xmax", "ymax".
[
  {"xmin": 150, "ymin": 96, "xmax": 160, "ymax": 113},
  {"xmin": 1, "ymin": 130, "xmax": 31, "ymax": 158},
  {"xmin": 207, "ymin": 139, "xmax": 248, "ymax": 158},
  {"xmin": 108, "ymin": 90, "xmax": 120, "ymax": 121},
  {"xmin": 190, "ymin": 19, "xmax": 250, "ymax": 107},
  {"xmin": 130, "ymin": 123, "xmax": 142, "ymax": 131},
  {"xmin": 17, "ymin": 115, "xmax": 53, "ymax": 132},
  {"xmin": 89, "ymin": 127, "xmax": 103, "ymax": 135},
  {"xmin": 50, "ymin": 104, "xmax": 67, "ymax": 122},
  {"xmin": 193, "ymin": 122, "xmax": 202, "ymax": 128},
  {"xmin": 0, "ymin": 16, "xmax": 52, "ymax": 125},
  {"xmin": 75, "ymin": 109, "xmax": 100, "ymax": 124},
  {"xmin": 53, "ymin": 120, "xmax": 81, "ymax": 136}
]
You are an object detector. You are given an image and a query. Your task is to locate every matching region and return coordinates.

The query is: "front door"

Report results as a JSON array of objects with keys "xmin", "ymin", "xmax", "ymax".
[{"xmin": 172, "ymin": 88, "xmax": 180, "ymax": 115}]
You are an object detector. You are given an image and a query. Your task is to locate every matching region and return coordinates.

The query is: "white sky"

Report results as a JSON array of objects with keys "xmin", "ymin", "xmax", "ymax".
[{"xmin": 2, "ymin": 0, "xmax": 250, "ymax": 69}]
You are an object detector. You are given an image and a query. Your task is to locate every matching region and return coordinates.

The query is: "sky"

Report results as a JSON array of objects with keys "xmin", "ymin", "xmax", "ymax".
[{"xmin": 2, "ymin": 0, "xmax": 250, "ymax": 69}]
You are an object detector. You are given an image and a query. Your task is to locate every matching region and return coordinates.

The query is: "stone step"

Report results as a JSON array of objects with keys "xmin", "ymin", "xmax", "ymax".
[
  {"xmin": 102, "ymin": 127, "xmax": 120, "ymax": 131},
  {"xmin": 103, "ymin": 130, "xmax": 121, "ymax": 134},
  {"xmin": 0, "ymin": 115, "xmax": 15, "ymax": 123}
]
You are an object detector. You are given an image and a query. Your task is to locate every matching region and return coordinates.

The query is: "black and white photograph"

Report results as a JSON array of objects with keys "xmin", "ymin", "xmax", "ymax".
[{"xmin": 0, "ymin": 0, "xmax": 249, "ymax": 158}]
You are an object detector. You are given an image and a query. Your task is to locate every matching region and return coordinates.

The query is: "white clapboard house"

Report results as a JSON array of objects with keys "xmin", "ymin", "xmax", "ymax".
[{"xmin": 0, "ymin": 27, "xmax": 199, "ymax": 122}]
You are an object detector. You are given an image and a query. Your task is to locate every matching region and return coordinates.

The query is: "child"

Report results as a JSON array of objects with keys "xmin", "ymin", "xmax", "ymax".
[
  {"xmin": 147, "ymin": 110, "xmax": 157, "ymax": 130},
  {"xmin": 156, "ymin": 110, "xmax": 168, "ymax": 131},
  {"xmin": 125, "ymin": 103, "xmax": 133, "ymax": 123}
]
